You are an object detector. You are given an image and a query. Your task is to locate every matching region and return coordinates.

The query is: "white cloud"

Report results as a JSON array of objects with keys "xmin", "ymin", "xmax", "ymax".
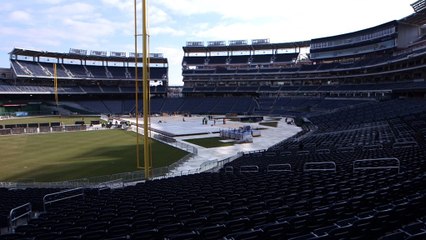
[
  {"xmin": 151, "ymin": 26, "xmax": 185, "ymax": 37},
  {"xmin": 154, "ymin": 46, "xmax": 184, "ymax": 85},
  {"xmin": 34, "ymin": 2, "xmax": 128, "ymax": 47},
  {"xmin": 150, "ymin": 6, "xmax": 172, "ymax": 25},
  {"xmin": 155, "ymin": 0, "xmax": 413, "ymax": 21},
  {"xmin": 9, "ymin": 10, "xmax": 32, "ymax": 23},
  {"xmin": 168, "ymin": 0, "xmax": 414, "ymax": 43},
  {"xmin": 0, "ymin": 3, "xmax": 15, "ymax": 13},
  {"xmin": 35, "ymin": 0, "xmax": 66, "ymax": 4},
  {"xmin": 44, "ymin": 2, "xmax": 96, "ymax": 19},
  {"xmin": 102, "ymin": 0, "xmax": 173, "ymax": 26},
  {"xmin": 61, "ymin": 18, "xmax": 117, "ymax": 42},
  {"xmin": 101, "ymin": 0, "xmax": 133, "ymax": 12}
]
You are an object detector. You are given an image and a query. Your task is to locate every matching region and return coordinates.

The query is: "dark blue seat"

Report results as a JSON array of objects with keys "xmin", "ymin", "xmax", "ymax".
[
  {"xmin": 224, "ymin": 228, "xmax": 264, "ymax": 240},
  {"xmin": 197, "ymin": 224, "xmax": 227, "ymax": 240}
]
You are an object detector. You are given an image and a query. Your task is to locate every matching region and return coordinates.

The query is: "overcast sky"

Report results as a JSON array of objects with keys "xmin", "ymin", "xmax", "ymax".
[{"xmin": 0, "ymin": 0, "xmax": 416, "ymax": 86}]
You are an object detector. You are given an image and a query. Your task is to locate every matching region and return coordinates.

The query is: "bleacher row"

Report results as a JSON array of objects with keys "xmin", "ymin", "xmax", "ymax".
[
  {"xmin": 0, "ymin": 98, "xmax": 425, "ymax": 240},
  {"xmin": 66, "ymin": 96, "xmax": 371, "ymax": 115},
  {"xmin": 72, "ymin": 97, "xmax": 257, "ymax": 115},
  {"xmin": 228, "ymin": 99, "xmax": 426, "ymax": 172},
  {"xmin": 0, "ymin": 84, "xmax": 167, "ymax": 94},
  {"xmin": 0, "ymin": 188, "xmax": 63, "ymax": 228},
  {"xmin": 182, "ymin": 53, "xmax": 299, "ymax": 66},
  {"xmin": 1, "ymin": 167, "xmax": 425, "ymax": 239},
  {"xmin": 183, "ymin": 48, "xmax": 426, "ymax": 72},
  {"xmin": 11, "ymin": 60, "xmax": 167, "ymax": 80},
  {"xmin": 182, "ymin": 80, "xmax": 426, "ymax": 94},
  {"xmin": 253, "ymin": 97, "xmax": 372, "ymax": 116},
  {"xmin": 2, "ymin": 80, "xmax": 424, "ymax": 95}
]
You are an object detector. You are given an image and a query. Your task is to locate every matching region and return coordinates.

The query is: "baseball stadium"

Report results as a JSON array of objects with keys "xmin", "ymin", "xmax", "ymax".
[{"xmin": 0, "ymin": 0, "xmax": 425, "ymax": 239}]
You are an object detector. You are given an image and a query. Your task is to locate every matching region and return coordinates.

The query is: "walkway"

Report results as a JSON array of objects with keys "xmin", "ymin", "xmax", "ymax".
[{"xmin": 124, "ymin": 115, "xmax": 302, "ymax": 174}]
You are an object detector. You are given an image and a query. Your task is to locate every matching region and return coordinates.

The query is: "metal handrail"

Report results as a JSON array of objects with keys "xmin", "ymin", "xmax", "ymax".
[
  {"xmin": 353, "ymin": 157, "xmax": 400, "ymax": 174},
  {"xmin": 303, "ymin": 161, "xmax": 337, "ymax": 172},
  {"xmin": 240, "ymin": 165, "xmax": 259, "ymax": 173},
  {"xmin": 43, "ymin": 187, "xmax": 84, "ymax": 212},
  {"xmin": 267, "ymin": 164, "xmax": 292, "ymax": 172},
  {"xmin": 9, "ymin": 203, "xmax": 32, "ymax": 231}
]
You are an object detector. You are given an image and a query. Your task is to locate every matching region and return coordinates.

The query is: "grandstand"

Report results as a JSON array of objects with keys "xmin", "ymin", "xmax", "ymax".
[
  {"xmin": 0, "ymin": 48, "xmax": 168, "ymax": 116},
  {"xmin": 182, "ymin": 21, "xmax": 426, "ymax": 102},
  {"xmin": 1, "ymin": 0, "xmax": 426, "ymax": 239}
]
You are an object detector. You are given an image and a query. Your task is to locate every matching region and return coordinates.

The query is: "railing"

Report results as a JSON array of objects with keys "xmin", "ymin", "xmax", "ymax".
[
  {"xmin": 43, "ymin": 187, "xmax": 85, "ymax": 212},
  {"xmin": 362, "ymin": 144, "xmax": 383, "ymax": 151},
  {"xmin": 211, "ymin": 152, "xmax": 244, "ymax": 172},
  {"xmin": 353, "ymin": 157, "xmax": 400, "ymax": 174},
  {"xmin": 0, "ymin": 125, "xmax": 105, "ymax": 137},
  {"xmin": 95, "ymin": 178, "xmax": 124, "ymax": 189},
  {"xmin": 315, "ymin": 149, "xmax": 331, "ymax": 154},
  {"xmin": 303, "ymin": 161, "xmax": 337, "ymax": 172},
  {"xmin": 337, "ymin": 146, "xmax": 355, "ymax": 153},
  {"xmin": 392, "ymin": 141, "xmax": 418, "ymax": 149},
  {"xmin": 153, "ymin": 133, "xmax": 198, "ymax": 154},
  {"xmin": 154, "ymin": 151, "xmax": 245, "ymax": 179},
  {"xmin": 154, "ymin": 168, "xmax": 201, "ymax": 179},
  {"xmin": 240, "ymin": 165, "xmax": 260, "ymax": 173},
  {"xmin": 9, "ymin": 203, "xmax": 32, "ymax": 231},
  {"xmin": 166, "ymin": 153, "xmax": 196, "ymax": 172},
  {"xmin": 200, "ymin": 160, "xmax": 220, "ymax": 172},
  {"xmin": 267, "ymin": 164, "xmax": 292, "ymax": 172}
]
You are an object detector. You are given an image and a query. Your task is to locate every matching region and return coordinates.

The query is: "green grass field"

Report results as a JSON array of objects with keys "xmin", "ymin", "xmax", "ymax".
[
  {"xmin": 0, "ymin": 130, "xmax": 188, "ymax": 182},
  {"xmin": 0, "ymin": 116, "xmax": 103, "ymax": 126},
  {"xmin": 183, "ymin": 137, "xmax": 235, "ymax": 148}
]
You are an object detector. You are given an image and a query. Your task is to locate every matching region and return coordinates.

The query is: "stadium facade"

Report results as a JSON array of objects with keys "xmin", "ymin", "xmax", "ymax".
[{"xmin": 1, "ymin": 3, "xmax": 425, "ymax": 117}]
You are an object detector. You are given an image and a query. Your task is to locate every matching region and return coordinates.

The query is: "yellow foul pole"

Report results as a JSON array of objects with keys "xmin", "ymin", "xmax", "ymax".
[{"xmin": 142, "ymin": 0, "xmax": 152, "ymax": 179}]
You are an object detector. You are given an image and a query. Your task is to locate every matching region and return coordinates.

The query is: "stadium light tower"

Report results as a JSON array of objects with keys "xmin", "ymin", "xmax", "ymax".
[{"xmin": 134, "ymin": 0, "xmax": 152, "ymax": 179}]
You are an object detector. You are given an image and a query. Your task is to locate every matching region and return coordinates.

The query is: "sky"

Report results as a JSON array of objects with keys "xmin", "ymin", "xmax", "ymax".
[{"xmin": 0, "ymin": 0, "xmax": 417, "ymax": 86}]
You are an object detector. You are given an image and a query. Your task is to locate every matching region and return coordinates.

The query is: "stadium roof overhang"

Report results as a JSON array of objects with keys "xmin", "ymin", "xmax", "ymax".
[
  {"xmin": 398, "ymin": 8, "xmax": 426, "ymax": 26},
  {"xmin": 183, "ymin": 41, "xmax": 311, "ymax": 53},
  {"xmin": 9, "ymin": 48, "xmax": 168, "ymax": 64}
]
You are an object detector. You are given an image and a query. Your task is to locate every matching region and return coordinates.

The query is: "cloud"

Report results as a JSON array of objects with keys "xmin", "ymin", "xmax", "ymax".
[
  {"xmin": 44, "ymin": 2, "xmax": 96, "ymax": 19},
  {"xmin": 0, "ymin": 25, "xmax": 63, "ymax": 50},
  {"xmin": 154, "ymin": 0, "xmax": 301, "ymax": 20},
  {"xmin": 102, "ymin": 0, "xmax": 172, "ymax": 26},
  {"xmin": 35, "ymin": 0, "xmax": 66, "ymax": 4},
  {"xmin": 36, "ymin": 2, "xmax": 127, "ymax": 47},
  {"xmin": 151, "ymin": 26, "xmax": 185, "ymax": 37},
  {"xmin": 155, "ymin": 0, "xmax": 413, "ymax": 21},
  {"xmin": 150, "ymin": 6, "xmax": 172, "ymax": 25},
  {"xmin": 0, "ymin": 3, "xmax": 17, "ymax": 14},
  {"xmin": 8, "ymin": 10, "xmax": 32, "ymax": 24},
  {"xmin": 154, "ymin": 46, "xmax": 183, "ymax": 85},
  {"xmin": 0, "ymin": 1, "xmax": 128, "ymax": 56},
  {"xmin": 101, "ymin": 0, "xmax": 133, "ymax": 12}
]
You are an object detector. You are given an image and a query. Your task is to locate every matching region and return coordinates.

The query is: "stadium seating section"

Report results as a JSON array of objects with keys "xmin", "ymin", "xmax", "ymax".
[
  {"xmin": 1, "ymin": 17, "xmax": 426, "ymax": 239},
  {"xmin": 1, "ymin": 98, "xmax": 425, "ymax": 240},
  {"xmin": 10, "ymin": 60, "xmax": 167, "ymax": 80}
]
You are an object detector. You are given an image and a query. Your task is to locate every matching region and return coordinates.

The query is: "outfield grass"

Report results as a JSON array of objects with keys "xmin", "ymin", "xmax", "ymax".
[
  {"xmin": 0, "ymin": 116, "xmax": 103, "ymax": 126},
  {"xmin": 183, "ymin": 137, "xmax": 235, "ymax": 148},
  {"xmin": 0, "ymin": 130, "xmax": 188, "ymax": 182}
]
